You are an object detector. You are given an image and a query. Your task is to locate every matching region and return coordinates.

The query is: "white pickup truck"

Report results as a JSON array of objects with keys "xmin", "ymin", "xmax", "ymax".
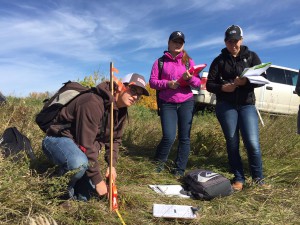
[{"xmin": 193, "ymin": 65, "xmax": 300, "ymax": 115}]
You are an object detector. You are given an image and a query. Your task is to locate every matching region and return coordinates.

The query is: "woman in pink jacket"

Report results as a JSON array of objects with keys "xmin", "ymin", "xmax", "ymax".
[{"xmin": 149, "ymin": 31, "xmax": 201, "ymax": 176}]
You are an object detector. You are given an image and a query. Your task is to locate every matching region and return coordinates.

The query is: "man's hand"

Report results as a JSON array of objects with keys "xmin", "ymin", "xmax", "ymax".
[
  {"xmin": 96, "ymin": 180, "xmax": 108, "ymax": 196},
  {"xmin": 105, "ymin": 166, "xmax": 117, "ymax": 182},
  {"xmin": 95, "ymin": 167, "xmax": 117, "ymax": 197}
]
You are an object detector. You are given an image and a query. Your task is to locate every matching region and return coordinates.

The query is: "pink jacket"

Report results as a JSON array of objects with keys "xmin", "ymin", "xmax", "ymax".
[{"xmin": 149, "ymin": 51, "xmax": 201, "ymax": 103}]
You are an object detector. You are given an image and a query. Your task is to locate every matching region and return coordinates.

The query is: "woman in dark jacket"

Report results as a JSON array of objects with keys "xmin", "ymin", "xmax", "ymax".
[{"xmin": 207, "ymin": 25, "xmax": 268, "ymax": 191}]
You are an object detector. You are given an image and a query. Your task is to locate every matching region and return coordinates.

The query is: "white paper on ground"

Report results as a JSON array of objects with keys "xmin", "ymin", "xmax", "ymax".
[
  {"xmin": 149, "ymin": 185, "xmax": 190, "ymax": 198},
  {"xmin": 153, "ymin": 203, "xmax": 198, "ymax": 219}
]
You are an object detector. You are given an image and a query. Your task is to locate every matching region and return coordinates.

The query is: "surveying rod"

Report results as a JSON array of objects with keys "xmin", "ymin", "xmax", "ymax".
[{"xmin": 109, "ymin": 62, "xmax": 114, "ymax": 211}]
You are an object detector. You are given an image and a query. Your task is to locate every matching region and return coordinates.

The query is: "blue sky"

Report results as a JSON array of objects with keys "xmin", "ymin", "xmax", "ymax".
[{"xmin": 1, "ymin": 0, "xmax": 300, "ymax": 97}]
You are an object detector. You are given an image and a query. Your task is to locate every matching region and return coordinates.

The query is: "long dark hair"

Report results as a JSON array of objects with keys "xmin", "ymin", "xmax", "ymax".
[{"xmin": 182, "ymin": 50, "xmax": 191, "ymax": 66}]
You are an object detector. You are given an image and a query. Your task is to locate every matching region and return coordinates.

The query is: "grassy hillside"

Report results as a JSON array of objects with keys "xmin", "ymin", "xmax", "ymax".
[{"xmin": 0, "ymin": 97, "xmax": 299, "ymax": 225}]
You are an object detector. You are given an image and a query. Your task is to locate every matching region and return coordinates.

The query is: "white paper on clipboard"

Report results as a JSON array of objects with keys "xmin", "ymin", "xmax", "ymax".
[
  {"xmin": 149, "ymin": 185, "xmax": 190, "ymax": 198},
  {"xmin": 153, "ymin": 203, "xmax": 198, "ymax": 219}
]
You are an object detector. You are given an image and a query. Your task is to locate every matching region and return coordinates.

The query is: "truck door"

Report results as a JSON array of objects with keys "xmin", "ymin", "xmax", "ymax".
[{"xmin": 262, "ymin": 67, "xmax": 292, "ymax": 114}]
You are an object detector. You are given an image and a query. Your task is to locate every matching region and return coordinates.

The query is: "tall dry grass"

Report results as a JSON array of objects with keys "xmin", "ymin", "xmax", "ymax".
[{"xmin": 0, "ymin": 98, "xmax": 299, "ymax": 225}]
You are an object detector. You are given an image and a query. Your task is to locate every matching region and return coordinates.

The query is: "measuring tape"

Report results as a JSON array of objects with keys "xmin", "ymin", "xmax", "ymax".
[{"xmin": 115, "ymin": 209, "xmax": 126, "ymax": 225}]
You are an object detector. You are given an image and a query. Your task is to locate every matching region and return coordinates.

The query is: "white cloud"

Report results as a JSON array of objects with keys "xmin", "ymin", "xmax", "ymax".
[
  {"xmin": 268, "ymin": 34, "xmax": 300, "ymax": 47},
  {"xmin": 190, "ymin": 37, "xmax": 222, "ymax": 49},
  {"xmin": 292, "ymin": 19, "xmax": 300, "ymax": 26}
]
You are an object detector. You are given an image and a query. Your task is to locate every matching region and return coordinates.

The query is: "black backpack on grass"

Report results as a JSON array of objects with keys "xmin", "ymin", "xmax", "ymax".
[
  {"xmin": 0, "ymin": 127, "xmax": 36, "ymax": 161},
  {"xmin": 35, "ymin": 81, "xmax": 92, "ymax": 132},
  {"xmin": 183, "ymin": 169, "xmax": 233, "ymax": 200}
]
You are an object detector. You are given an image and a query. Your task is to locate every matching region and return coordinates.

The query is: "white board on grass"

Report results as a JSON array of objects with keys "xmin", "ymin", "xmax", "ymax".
[{"xmin": 153, "ymin": 204, "xmax": 198, "ymax": 219}]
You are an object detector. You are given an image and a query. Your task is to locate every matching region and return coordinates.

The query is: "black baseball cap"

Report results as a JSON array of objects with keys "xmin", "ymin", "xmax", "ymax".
[
  {"xmin": 169, "ymin": 31, "xmax": 185, "ymax": 43},
  {"xmin": 224, "ymin": 25, "xmax": 243, "ymax": 41}
]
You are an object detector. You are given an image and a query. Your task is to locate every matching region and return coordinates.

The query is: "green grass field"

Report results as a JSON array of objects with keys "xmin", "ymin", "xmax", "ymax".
[{"xmin": 0, "ymin": 98, "xmax": 299, "ymax": 225}]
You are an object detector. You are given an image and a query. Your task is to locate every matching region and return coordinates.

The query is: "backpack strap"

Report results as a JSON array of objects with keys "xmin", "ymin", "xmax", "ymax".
[
  {"xmin": 158, "ymin": 56, "xmax": 164, "ymax": 80},
  {"xmin": 185, "ymin": 60, "xmax": 190, "ymax": 70},
  {"xmin": 156, "ymin": 56, "xmax": 165, "ymax": 116}
]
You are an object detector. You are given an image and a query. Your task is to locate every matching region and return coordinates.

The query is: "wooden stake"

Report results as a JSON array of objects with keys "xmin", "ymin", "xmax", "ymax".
[{"xmin": 109, "ymin": 62, "xmax": 114, "ymax": 211}]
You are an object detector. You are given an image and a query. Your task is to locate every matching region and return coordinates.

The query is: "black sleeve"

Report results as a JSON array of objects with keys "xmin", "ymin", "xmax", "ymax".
[
  {"xmin": 295, "ymin": 70, "xmax": 300, "ymax": 96},
  {"xmin": 207, "ymin": 56, "xmax": 223, "ymax": 94}
]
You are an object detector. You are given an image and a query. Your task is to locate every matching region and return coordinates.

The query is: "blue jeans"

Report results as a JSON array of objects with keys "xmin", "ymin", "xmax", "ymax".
[
  {"xmin": 215, "ymin": 101, "xmax": 264, "ymax": 183},
  {"xmin": 42, "ymin": 136, "xmax": 90, "ymax": 200},
  {"xmin": 155, "ymin": 99, "xmax": 194, "ymax": 173}
]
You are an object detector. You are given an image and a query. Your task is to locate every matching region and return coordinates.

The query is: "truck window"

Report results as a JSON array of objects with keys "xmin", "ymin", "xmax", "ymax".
[
  {"xmin": 266, "ymin": 67, "xmax": 286, "ymax": 85},
  {"xmin": 285, "ymin": 70, "xmax": 298, "ymax": 86}
]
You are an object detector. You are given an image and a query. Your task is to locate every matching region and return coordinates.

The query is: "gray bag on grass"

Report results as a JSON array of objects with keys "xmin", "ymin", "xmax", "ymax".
[{"xmin": 183, "ymin": 169, "xmax": 233, "ymax": 200}]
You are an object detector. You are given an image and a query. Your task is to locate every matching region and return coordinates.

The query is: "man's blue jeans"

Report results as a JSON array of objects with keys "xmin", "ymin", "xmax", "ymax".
[
  {"xmin": 155, "ymin": 100, "xmax": 194, "ymax": 174},
  {"xmin": 215, "ymin": 101, "xmax": 264, "ymax": 183},
  {"xmin": 42, "ymin": 136, "xmax": 90, "ymax": 200}
]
